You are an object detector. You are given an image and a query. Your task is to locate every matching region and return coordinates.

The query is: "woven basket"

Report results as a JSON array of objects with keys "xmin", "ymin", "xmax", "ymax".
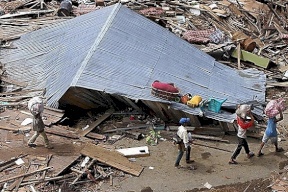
[
  {"xmin": 151, "ymin": 87, "xmax": 180, "ymax": 101},
  {"xmin": 208, "ymin": 98, "xmax": 227, "ymax": 113}
]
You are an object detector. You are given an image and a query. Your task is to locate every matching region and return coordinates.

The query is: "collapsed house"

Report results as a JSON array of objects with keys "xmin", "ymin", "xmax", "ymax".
[{"xmin": 0, "ymin": 3, "xmax": 266, "ymax": 127}]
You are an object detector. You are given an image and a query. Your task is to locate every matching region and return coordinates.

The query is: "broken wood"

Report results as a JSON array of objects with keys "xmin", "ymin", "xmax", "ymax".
[
  {"xmin": 0, "ymin": 154, "xmax": 28, "ymax": 168},
  {"xmin": 6, "ymin": 167, "xmax": 26, "ymax": 191},
  {"xmin": 71, "ymin": 167, "xmax": 84, "ymax": 174},
  {"xmin": 20, "ymin": 174, "xmax": 75, "ymax": 186},
  {"xmin": 0, "ymin": 166, "xmax": 52, "ymax": 184},
  {"xmin": 192, "ymin": 134, "xmax": 229, "ymax": 143},
  {"xmin": 0, "ymin": 125, "xmax": 31, "ymax": 133},
  {"xmin": 86, "ymin": 132, "xmax": 106, "ymax": 140},
  {"xmin": 45, "ymin": 127, "xmax": 79, "ymax": 139},
  {"xmin": 70, "ymin": 158, "xmax": 97, "ymax": 185},
  {"xmin": 41, "ymin": 154, "xmax": 53, "ymax": 180},
  {"xmin": 7, "ymin": 162, "xmax": 31, "ymax": 191},
  {"xmin": 0, "ymin": 76, "xmax": 28, "ymax": 87},
  {"xmin": 125, "ymin": 131, "xmax": 144, "ymax": 140},
  {"xmin": 231, "ymin": 49, "xmax": 270, "ymax": 68},
  {"xmin": 103, "ymin": 125, "xmax": 149, "ymax": 133},
  {"xmin": 80, "ymin": 108, "xmax": 115, "ymax": 137},
  {"xmin": 80, "ymin": 143, "xmax": 143, "ymax": 176},
  {"xmin": 192, "ymin": 142, "xmax": 232, "ymax": 153},
  {"xmin": 0, "ymin": 9, "xmax": 54, "ymax": 19},
  {"xmin": 237, "ymin": 43, "xmax": 241, "ymax": 70},
  {"xmin": 55, "ymin": 155, "xmax": 82, "ymax": 177},
  {"xmin": 0, "ymin": 161, "xmax": 17, "ymax": 172}
]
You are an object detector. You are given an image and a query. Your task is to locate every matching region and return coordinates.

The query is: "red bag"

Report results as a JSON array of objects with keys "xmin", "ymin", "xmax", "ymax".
[{"xmin": 152, "ymin": 81, "xmax": 179, "ymax": 93}]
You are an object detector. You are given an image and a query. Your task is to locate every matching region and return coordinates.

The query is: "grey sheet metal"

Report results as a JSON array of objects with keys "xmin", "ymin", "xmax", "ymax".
[{"xmin": 0, "ymin": 4, "xmax": 266, "ymax": 122}]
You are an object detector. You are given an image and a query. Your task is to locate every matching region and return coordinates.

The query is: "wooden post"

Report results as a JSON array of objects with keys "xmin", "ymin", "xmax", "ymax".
[{"xmin": 237, "ymin": 42, "xmax": 241, "ymax": 70}]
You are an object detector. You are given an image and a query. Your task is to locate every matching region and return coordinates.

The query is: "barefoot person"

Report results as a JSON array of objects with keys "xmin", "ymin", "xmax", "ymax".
[
  {"xmin": 257, "ymin": 106, "xmax": 284, "ymax": 156},
  {"xmin": 229, "ymin": 104, "xmax": 255, "ymax": 164}
]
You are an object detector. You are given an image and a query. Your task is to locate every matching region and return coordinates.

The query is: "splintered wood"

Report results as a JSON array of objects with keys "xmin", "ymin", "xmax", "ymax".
[{"xmin": 80, "ymin": 143, "xmax": 144, "ymax": 176}]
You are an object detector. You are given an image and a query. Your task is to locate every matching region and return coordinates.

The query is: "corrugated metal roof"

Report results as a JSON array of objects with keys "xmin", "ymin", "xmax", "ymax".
[{"xmin": 0, "ymin": 3, "xmax": 266, "ymax": 122}]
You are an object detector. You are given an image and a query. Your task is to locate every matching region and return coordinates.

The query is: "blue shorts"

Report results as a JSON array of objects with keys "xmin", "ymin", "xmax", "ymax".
[{"xmin": 262, "ymin": 133, "xmax": 277, "ymax": 144}]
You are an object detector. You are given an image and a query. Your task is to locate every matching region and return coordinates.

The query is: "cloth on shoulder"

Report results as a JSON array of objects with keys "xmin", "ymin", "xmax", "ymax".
[{"xmin": 236, "ymin": 116, "xmax": 254, "ymax": 129}]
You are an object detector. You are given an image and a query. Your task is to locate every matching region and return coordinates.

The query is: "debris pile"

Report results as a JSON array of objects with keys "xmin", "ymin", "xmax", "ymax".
[
  {"xmin": 1, "ymin": 0, "xmax": 288, "ymax": 86},
  {"xmin": 1, "ymin": 0, "xmax": 288, "ymax": 191}
]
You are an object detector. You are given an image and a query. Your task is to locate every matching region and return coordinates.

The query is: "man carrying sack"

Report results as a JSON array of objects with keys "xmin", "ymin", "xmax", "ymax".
[{"xmin": 27, "ymin": 97, "xmax": 53, "ymax": 149}]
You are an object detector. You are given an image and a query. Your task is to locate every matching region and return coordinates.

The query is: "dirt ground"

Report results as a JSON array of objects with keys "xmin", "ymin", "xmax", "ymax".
[
  {"xmin": 1, "ymin": 89, "xmax": 288, "ymax": 192},
  {"xmin": 1, "ymin": 120, "xmax": 288, "ymax": 192}
]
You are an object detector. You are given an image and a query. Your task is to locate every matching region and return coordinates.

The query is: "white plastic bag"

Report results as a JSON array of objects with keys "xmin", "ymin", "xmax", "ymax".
[{"xmin": 28, "ymin": 97, "xmax": 44, "ymax": 116}]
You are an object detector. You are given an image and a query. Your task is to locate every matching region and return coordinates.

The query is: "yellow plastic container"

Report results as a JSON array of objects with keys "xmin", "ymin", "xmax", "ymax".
[{"xmin": 187, "ymin": 95, "xmax": 202, "ymax": 108}]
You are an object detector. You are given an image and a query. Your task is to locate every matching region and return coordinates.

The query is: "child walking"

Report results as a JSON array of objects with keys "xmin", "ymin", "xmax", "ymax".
[{"xmin": 229, "ymin": 104, "xmax": 255, "ymax": 164}]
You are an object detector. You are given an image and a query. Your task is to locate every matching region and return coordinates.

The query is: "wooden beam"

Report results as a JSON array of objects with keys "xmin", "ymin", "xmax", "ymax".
[
  {"xmin": 55, "ymin": 155, "xmax": 82, "ymax": 176},
  {"xmin": 0, "ymin": 76, "xmax": 28, "ymax": 87},
  {"xmin": 45, "ymin": 127, "xmax": 79, "ymax": 139},
  {"xmin": 80, "ymin": 109, "xmax": 114, "ymax": 137},
  {"xmin": 70, "ymin": 159, "xmax": 96, "ymax": 185},
  {"xmin": 192, "ymin": 142, "xmax": 232, "ymax": 153},
  {"xmin": 192, "ymin": 134, "xmax": 230, "ymax": 143},
  {"xmin": 231, "ymin": 49, "xmax": 270, "ymax": 68},
  {"xmin": 103, "ymin": 125, "xmax": 149, "ymax": 133},
  {"xmin": 80, "ymin": 143, "xmax": 143, "ymax": 176},
  {"xmin": 237, "ymin": 43, "xmax": 241, "ymax": 70},
  {"xmin": 41, "ymin": 154, "xmax": 53, "ymax": 179},
  {"xmin": 86, "ymin": 132, "xmax": 106, "ymax": 140},
  {"xmin": 0, "ymin": 167, "xmax": 52, "ymax": 184}
]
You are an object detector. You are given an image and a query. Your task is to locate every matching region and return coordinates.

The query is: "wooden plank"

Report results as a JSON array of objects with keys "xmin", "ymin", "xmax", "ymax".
[
  {"xmin": 0, "ymin": 125, "xmax": 30, "ymax": 133},
  {"xmin": 45, "ymin": 126, "xmax": 79, "ymax": 139},
  {"xmin": 266, "ymin": 82, "xmax": 288, "ymax": 87},
  {"xmin": 103, "ymin": 125, "xmax": 149, "ymax": 133},
  {"xmin": 279, "ymin": 65, "xmax": 288, "ymax": 73},
  {"xmin": 55, "ymin": 155, "xmax": 82, "ymax": 176},
  {"xmin": 80, "ymin": 143, "xmax": 143, "ymax": 176},
  {"xmin": 6, "ymin": 166, "xmax": 26, "ymax": 191},
  {"xmin": 86, "ymin": 132, "xmax": 106, "ymax": 140},
  {"xmin": 0, "ymin": 167, "xmax": 52, "ymax": 184},
  {"xmin": 192, "ymin": 134, "xmax": 230, "ymax": 143},
  {"xmin": 0, "ymin": 10, "xmax": 54, "ymax": 19},
  {"xmin": 0, "ymin": 89, "xmax": 43, "ymax": 96},
  {"xmin": 0, "ymin": 76, "xmax": 28, "ymax": 87},
  {"xmin": 41, "ymin": 154, "xmax": 53, "ymax": 179},
  {"xmin": 231, "ymin": 49, "xmax": 270, "ymax": 68},
  {"xmin": 70, "ymin": 158, "xmax": 96, "ymax": 185},
  {"xmin": 237, "ymin": 43, "xmax": 241, "ymax": 69},
  {"xmin": 80, "ymin": 109, "xmax": 115, "ymax": 137}
]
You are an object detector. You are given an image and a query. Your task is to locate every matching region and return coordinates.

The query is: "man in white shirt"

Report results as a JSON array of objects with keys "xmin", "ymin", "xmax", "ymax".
[{"xmin": 175, "ymin": 118, "xmax": 194, "ymax": 168}]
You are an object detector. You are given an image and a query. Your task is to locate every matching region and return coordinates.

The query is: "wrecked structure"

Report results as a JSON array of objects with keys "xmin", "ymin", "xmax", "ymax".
[
  {"xmin": 0, "ymin": 3, "xmax": 266, "ymax": 129},
  {"xmin": 0, "ymin": 0, "xmax": 288, "ymax": 191}
]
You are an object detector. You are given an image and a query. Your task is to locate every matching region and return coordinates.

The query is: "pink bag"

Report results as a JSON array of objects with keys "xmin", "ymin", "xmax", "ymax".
[{"xmin": 264, "ymin": 98, "xmax": 286, "ymax": 118}]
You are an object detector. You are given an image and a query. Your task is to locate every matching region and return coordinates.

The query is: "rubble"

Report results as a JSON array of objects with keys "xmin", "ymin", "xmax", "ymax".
[{"xmin": 1, "ymin": 0, "xmax": 288, "ymax": 191}]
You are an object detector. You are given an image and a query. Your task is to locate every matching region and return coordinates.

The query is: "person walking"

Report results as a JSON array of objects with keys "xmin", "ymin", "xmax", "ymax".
[
  {"xmin": 174, "ymin": 117, "xmax": 194, "ymax": 168},
  {"xmin": 27, "ymin": 97, "xmax": 53, "ymax": 149},
  {"xmin": 257, "ymin": 107, "xmax": 284, "ymax": 157},
  {"xmin": 229, "ymin": 104, "xmax": 255, "ymax": 164}
]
